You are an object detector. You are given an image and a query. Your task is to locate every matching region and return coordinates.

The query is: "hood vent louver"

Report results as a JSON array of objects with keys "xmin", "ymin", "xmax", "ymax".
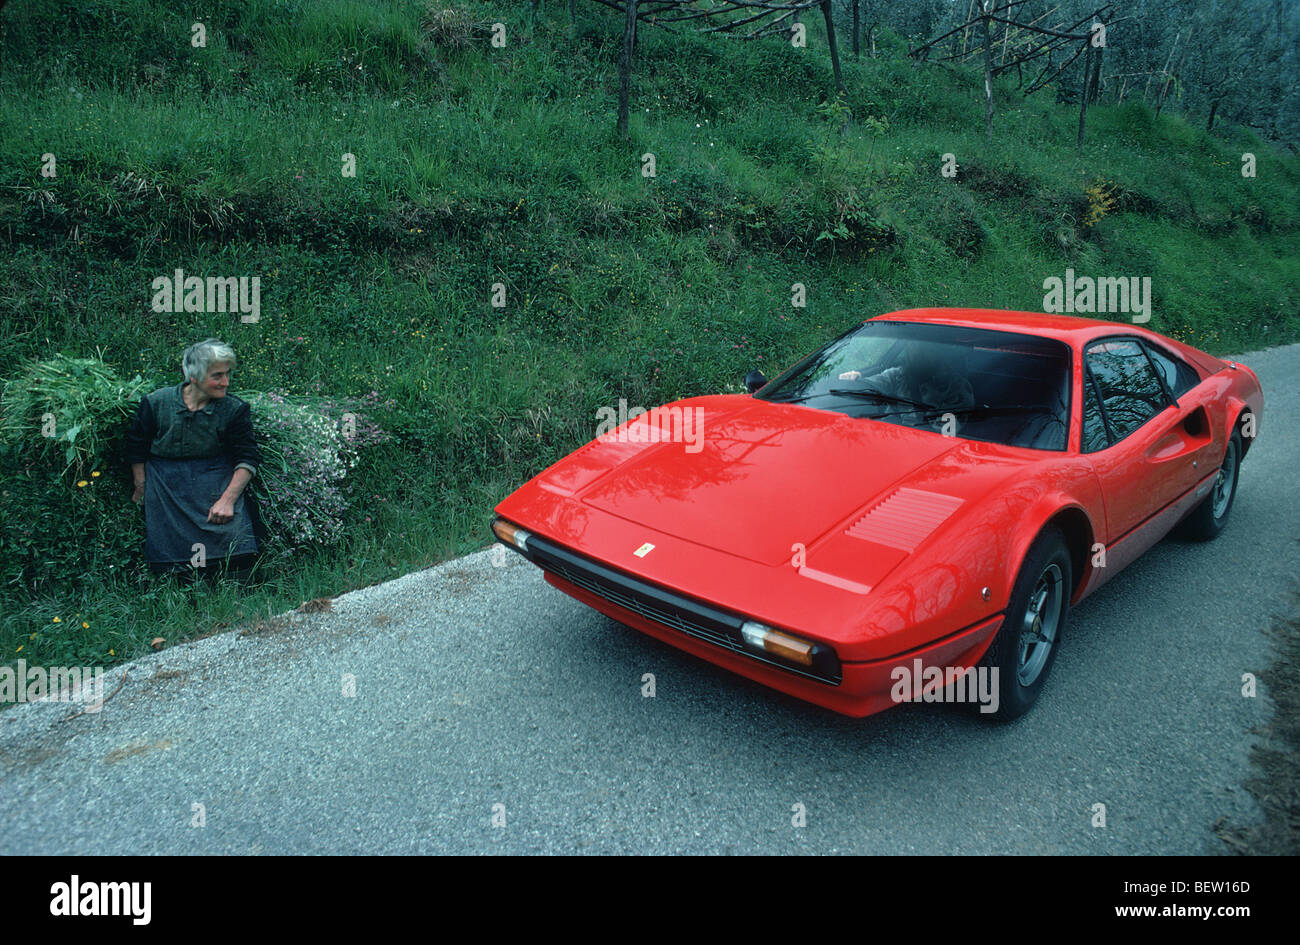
[{"xmin": 845, "ymin": 487, "xmax": 964, "ymax": 552}]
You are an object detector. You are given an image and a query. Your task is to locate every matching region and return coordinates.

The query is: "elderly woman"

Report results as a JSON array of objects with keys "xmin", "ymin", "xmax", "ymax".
[{"xmin": 123, "ymin": 339, "xmax": 265, "ymax": 582}]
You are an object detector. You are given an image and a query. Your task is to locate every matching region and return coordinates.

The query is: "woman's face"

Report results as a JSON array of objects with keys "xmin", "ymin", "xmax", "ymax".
[{"xmin": 197, "ymin": 362, "xmax": 232, "ymax": 400}]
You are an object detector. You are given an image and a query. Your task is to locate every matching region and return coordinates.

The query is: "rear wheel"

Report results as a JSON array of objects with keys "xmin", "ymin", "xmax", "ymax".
[
  {"xmin": 975, "ymin": 526, "xmax": 1072, "ymax": 722},
  {"xmin": 1174, "ymin": 430, "xmax": 1241, "ymax": 542}
]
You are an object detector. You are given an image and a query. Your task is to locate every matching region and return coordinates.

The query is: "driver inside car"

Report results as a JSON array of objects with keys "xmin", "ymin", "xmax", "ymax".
[{"xmin": 838, "ymin": 343, "xmax": 975, "ymax": 425}]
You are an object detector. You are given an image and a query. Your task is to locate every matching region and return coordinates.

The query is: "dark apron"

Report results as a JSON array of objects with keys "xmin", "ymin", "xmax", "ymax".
[{"xmin": 144, "ymin": 455, "xmax": 259, "ymax": 573}]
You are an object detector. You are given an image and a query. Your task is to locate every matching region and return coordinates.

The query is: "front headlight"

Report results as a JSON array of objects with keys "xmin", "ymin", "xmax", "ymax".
[
  {"xmin": 491, "ymin": 518, "xmax": 532, "ymax": 554},
  {"xmin": 740, "ymin": 621, "xmax": 815, "ymax": 667}
]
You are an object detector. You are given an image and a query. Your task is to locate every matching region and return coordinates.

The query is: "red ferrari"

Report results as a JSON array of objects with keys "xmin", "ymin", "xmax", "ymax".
[{"xmin": 492, "ymin": 309, "xmax": 1263, "ymax": 720}]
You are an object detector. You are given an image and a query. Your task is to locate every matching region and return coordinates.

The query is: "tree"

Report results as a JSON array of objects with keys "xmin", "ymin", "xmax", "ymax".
[
  {"xmin": 911, "ymin": 1, "xmax": 1115, "ymax": 149},
  {"xmin": 588, "ymin": 0, "xmax": 850, "ymax": 138}
]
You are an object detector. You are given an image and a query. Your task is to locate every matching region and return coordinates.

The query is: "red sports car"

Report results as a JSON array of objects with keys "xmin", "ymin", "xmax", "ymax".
[{"xmin": 492, "ymin": 309, "xmax": 1263, "ymax": 720}]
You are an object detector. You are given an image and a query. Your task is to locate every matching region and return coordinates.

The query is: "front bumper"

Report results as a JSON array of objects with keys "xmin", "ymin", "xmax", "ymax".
[{"xmin": 496, "ymin": 519, "xmax": 1003, "ymax": 718}]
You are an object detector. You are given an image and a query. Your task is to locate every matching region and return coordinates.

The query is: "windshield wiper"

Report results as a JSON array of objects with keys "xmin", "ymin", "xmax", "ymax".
[
  {"xmin": 763, "ymin": 392, "xmax": 825, "ymax": 404},
  {"xmin": 945, "ymin": 404, "xmax": 1049, "ymax": 415},
  {"xmin": 944, "ymin": 404, "xmax": 1067, "ymax": 425},
  {"xmin": 827, "ymin": 387, "xmax": 938, "ymax": 412}
]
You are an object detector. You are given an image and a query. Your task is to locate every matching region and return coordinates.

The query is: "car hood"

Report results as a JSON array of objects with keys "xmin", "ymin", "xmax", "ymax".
[{"xmin": 537, "ymin": 396, "xmax": 1023, "ymax": 577}]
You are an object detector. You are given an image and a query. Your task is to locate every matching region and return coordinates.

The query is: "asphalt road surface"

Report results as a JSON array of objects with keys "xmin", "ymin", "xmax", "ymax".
[{"xmin": 2, "ymin": 344, "xmax": 1297, "ymax": 854}]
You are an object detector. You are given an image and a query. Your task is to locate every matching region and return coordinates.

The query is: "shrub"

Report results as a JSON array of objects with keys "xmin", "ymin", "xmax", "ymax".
[
  {"xmin": 422, "ymin": 3, "xmax": 480, "ymax": 51},
  {"xmin": 0, "ymin": 354, "xmax": 153, "ymax": 593},
  {"xmin": 0, "ymin": 353, "xmax": 154, "ymax": 480},
  {"xmin": 242, "ymin": 389, "xmax": 394, "ymax": 559}
]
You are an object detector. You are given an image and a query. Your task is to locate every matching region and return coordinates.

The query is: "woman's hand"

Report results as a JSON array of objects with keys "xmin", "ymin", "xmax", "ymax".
[
  {"xmin": 131, "ymin": 484, "xmax": 145, "ymax": 506},
  {"xmin": 207, "ymin": 496, "xmax": 236, "ymax": 524}
]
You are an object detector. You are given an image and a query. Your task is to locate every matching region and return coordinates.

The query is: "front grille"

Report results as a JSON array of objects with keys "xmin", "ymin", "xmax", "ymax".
[
  {"xmin": 522, "ymin": 532, "xmax": 841, "ymax": 685},
  {"xmin": 550, "ymin": 559, "xmax": 743, "ymax": 654}
]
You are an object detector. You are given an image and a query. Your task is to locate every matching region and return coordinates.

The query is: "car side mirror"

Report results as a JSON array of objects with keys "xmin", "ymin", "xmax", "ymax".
[{"xmin": 745, "ymin": 369, "xmax": 768, "ymax": 394}]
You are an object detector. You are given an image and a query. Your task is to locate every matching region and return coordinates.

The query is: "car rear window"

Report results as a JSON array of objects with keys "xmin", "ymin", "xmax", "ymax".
[{"xmin": 1143, "ymin": 342, "xmax": 1201, "ymax": 399}]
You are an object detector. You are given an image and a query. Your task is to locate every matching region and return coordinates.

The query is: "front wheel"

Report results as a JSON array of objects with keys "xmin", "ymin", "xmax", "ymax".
[{"xmin": 975, "ymin": 526, "xmax": 1072, "ymax": 722}]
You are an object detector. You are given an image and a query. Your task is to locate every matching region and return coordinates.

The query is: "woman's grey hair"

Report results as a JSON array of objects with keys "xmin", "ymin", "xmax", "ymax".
[{"xmin": 181, "ymin": 338, "xmax": 237, "ymax": 383}]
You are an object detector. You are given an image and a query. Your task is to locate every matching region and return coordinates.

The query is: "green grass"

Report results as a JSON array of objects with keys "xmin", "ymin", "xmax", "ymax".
[{"xmin": 1, "ymin": 0, "xmax": 1297, "ymax": 683}]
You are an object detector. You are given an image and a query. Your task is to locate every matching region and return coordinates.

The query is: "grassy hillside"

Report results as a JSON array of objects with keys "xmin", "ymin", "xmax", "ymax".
[{"xmin": 1, "ymin": 0, "xmax": 1297, "ymax": 671}]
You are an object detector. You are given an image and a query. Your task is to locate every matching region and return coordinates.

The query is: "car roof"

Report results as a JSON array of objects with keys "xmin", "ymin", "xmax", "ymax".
[{"xmin": 869, "ymin": 308, "xmax": 1148, "ymax": 345}]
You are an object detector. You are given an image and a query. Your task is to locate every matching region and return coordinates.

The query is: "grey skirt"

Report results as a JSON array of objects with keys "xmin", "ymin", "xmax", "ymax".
[{"xmin": 144, "ymin": 455, "xmax": 259, "ymax": 572}]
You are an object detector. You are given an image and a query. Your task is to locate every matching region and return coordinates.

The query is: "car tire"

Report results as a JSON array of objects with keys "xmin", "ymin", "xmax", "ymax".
[
  {"xmin": 1173, "ymin": 430, "xmax": 1242, "ymax": 542},
  {"xmin": 973, "ymin": 526, "xmax": 1072, "ymax": 722}
]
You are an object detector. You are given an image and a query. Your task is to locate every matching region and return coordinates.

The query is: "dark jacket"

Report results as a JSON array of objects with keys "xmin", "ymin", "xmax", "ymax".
[{"xmin": 123, "ymin": 382, "xmax": 260, "ymax": 477}]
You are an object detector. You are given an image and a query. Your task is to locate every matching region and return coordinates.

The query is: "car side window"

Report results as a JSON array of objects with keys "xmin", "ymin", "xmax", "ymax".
[
  {"xmin": 1084, "ymin": 339, "xmax": 1170, "ymax": 443},
  {"xmin": 1081, "ymin": 367, "xmax": 1110, "ymax": 453},
  {"xmin": 1143, "ymin": 342, "xmax": 1200, "ymax": 399}
]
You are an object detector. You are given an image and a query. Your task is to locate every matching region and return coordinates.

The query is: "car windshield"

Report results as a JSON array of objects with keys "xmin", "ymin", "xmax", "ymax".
[{"xmin": 756, "ymin": 321, "xmax": 1071, "ymax": 450}]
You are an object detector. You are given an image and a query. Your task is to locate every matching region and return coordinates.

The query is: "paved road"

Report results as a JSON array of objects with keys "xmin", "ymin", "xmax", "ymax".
[{"xmin": 2, "ymin": 344, "xmax": 1297, "ymax": 854}]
